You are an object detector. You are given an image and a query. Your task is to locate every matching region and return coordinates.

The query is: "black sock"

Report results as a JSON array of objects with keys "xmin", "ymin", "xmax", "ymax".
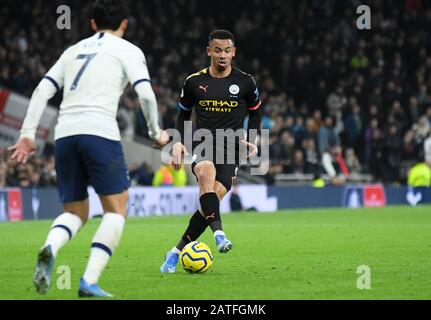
[
  {"xmin": 176, "ymin": 209, "xmax": 208, "ymax": 251},
  {"xmin": 200, "ymin": 192, "xmax": 222, "ymax": 232}
]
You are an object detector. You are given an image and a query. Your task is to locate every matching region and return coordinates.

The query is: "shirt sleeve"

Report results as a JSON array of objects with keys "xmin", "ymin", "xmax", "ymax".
[
  {"xmin": 134, "ymin": 81, "xmax": 161, "ymax": 141},
  {"xmin": 178, "ymin": 78, "xmax": 195, "ymax": 111},
  {"xmin": 43, "ymin": 49, "xmax": 69, "ymax": 91},
  {"xmin": 20, "ymin": 49, "xmax": 70, "ymax": 140},
  {"xmin": 20, "ymin": 77, "xmax": 59, "ymax": 140},
  {"xmin": 245, "ymin": 75, "xmax": 261, "ymax": 111},
  {"xmin": 123, "ymin": 47, "xmax": 151, "ymax": 88}
]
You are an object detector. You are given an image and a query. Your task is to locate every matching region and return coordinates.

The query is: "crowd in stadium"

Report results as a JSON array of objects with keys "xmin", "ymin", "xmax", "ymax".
[
  {"xmin": 0, "ymin": 148, "xmax": 56, "ymax": 188},
  {"xmin": 0, "ymin": 148, "xmax": 161, "ymax": 188},
  {"xmin": 1, "ymin": 0, "xmax": 431, "ymax": 186}
]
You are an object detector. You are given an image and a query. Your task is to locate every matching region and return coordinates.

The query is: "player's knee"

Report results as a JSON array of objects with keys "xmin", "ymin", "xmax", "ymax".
[
  {"xmin": 64, "ymin": 201, "xmax": 89, "ymax": 224},
  {"xmin": 196, "ymin": 161, "xmax": 216, "ymax": 183},
  {"xmin": 102, "ymin": 202, "xmax": 128, "ymax": 217},
  {"xmin": 100, "ymin": 190, "xmax": 129, "ymax": 217}
]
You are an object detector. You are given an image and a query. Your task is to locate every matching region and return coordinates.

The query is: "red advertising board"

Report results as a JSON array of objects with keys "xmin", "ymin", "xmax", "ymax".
[
  {"xmin": 7, "ymin": 189, "xmax": 23, "ymax": 221},
  {"xmin": 363, "ymin": 184, "xmax": 386, "ymax": 208}
]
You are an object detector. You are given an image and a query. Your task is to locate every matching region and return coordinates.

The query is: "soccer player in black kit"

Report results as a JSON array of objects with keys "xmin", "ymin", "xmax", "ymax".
[{"xmin": 160, "ymin": 30, "xmax": 262, "ymax": 273}]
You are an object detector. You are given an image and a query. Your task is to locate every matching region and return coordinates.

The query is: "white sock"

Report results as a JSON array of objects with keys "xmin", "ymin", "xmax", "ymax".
[
  {"xmin": 170, "ymin": 247, "xmax": 181, "ymax": 255},
  {"xmin": 83, "ymin": 213, "xmax": 125, "ymax": 285},
  {"xmin": 44, "ymin": 212, "xmax": 83, "ymax": 257},
  {"xmin": 214, "ymin": 230, "xmax": 225, "ymax": 238}
]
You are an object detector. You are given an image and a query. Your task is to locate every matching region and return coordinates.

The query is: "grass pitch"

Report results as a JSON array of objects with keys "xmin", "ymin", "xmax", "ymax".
[{"xmin": 0, "ymin": 206, "xmax": 430, "ymax": 300}]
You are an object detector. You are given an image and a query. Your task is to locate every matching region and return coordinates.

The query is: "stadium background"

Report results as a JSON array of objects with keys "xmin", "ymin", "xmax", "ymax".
[
  {"xmin": 1, "ymin": 0, "xmax": 431, "ymax": 219},
  {"xmin": 1, "ymin": 0, "xmax": 431, "ymax": 302}
]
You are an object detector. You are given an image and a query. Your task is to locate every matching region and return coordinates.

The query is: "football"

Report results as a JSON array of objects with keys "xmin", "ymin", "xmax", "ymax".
[{"xmin": 180, "ymin": 241, "xmax": 213, "ymax": 273}]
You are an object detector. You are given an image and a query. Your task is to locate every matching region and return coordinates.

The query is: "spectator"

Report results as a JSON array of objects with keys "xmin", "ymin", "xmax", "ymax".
[
  {"xmin": 407, "ymin": 162, "xmax": 431, "ymax": 187},
  {"xmin": 229, "ymin": 185, "xmax": 243, "ymax": 212},
  {"xmin": 344, "ymin": 104, "xmax": 363, "ymax": 154},
  {"xmin": 350, "ymin": 48, "xmax": 369, "ymax": 71},
  {"xmin": 318, "ymin": 115, "xmax": 345, "ymax": 184},
  {"xmin": 152, "ymin": 165, "xmax": 174, "ymax": 187},
  {"xmin": 345, "ymin": 148, "xmax": 362, "ymax": 175},
  {"xmin": 318, "ymin": 116, "xmax": 340, "ymax": 156},
  {"xmin": 407, "ymin": 96, "xmax": 420, "ymax": 125},
  {"xmin": 287, "ymin": 149, "xmax": 305, "ymax": 174},
  {"xmin": 129, "ymin": 162, "xmax": 153, "ymax": 186},
  {"xmin": 150, "ymin": 164, "xmax": 186, "ymax": 187},
  {"xmin": 364, "ymin": 118, "xmax": 378, "ymax": 163},
  {"xmin": 326, "ymin": 85, "xmax": 346, "ymax": 118},
  {"xmin": 303, "ymin": 138, "xmax": 320, "ymax": 177},
  {"xmin": 279, "ymin": 131, "xmax": 295, "ymax": 171},
  {"xmin": 171, "ymin": 165, "xmax": 187, "ymax": 187},
  {"xmin": 403, "ymin": 130, "xmax": 417, "ymax": 161},
  {"xmin": 414, "ymin": 116, "xmax": 430, "ymax": 143},
  {"xmin": 383, "ymin": 124, "xmax": 403, "ymax": 183},
  {"xmin": 416, "ymin": 84, "xmax": 431, "ymax": 110},
  {"xmin": 292, "ymin": 116, "xmax": 306, "ymax": 143}
]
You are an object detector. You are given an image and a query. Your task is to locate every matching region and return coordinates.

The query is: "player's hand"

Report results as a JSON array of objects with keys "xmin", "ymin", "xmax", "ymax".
[
  {"xmin": 152, "ymin": 130, "xmax": 170, "ymax": 149},
  {"xmin": 8, "ymin": 137, "xmax": 37, "ymax": 164},
  {"xmin": 241, "ymin": 140, "xmax": 258, "ymax": 159},
  {"xmin": 172, "ymin": 142, "xmax": 188, "ymax": 171}
]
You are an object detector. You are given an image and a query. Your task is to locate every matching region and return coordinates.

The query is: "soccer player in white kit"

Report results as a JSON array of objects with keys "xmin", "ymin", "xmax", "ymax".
[{"xmin": 8, "ymin": 0, "xmax": 168, "ymax": 297}]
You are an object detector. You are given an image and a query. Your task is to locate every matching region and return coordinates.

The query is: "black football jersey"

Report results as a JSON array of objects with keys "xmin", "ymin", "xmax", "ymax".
[{"xmin": 179, "ymin": 67, "xmax": 261, "ymax": 133}]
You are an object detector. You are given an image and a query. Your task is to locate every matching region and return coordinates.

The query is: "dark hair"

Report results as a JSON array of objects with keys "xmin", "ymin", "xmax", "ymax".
[
  {"xmin": 92, "ymin": 0, "xmax": 128, "ymax": 30},
  {"xmin": 209, "ymin": 29, "xmax": 235, "ymax": 44}
]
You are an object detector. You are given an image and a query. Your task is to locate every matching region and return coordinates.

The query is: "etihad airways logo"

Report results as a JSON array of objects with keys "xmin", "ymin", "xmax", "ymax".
[{"xmin": 198, "ymin": 100, "xmax": 238, "ymax": 107}]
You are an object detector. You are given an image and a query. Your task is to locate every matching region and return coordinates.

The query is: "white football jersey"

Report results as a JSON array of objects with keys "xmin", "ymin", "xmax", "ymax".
[{"xmin": 45, "ymin": 32, "xmax": 150, "ymax": 141}]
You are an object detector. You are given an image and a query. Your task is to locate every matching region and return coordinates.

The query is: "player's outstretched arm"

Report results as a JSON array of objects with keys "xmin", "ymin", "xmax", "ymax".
[
  {"xmin": 9, "ymin": 47, "xmax": 68, "ymax": 163},
  {"xmin": 9, "ymin": 77, "xmax": 59, "ymax": 163},
  {"xmin": 134, "ymin": 81, "xmax": 168, "ymax": 147}
]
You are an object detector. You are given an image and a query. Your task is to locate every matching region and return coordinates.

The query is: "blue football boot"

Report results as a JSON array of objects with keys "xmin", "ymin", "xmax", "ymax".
[
  {"xmin": 160, "ymin": 251, "xmax": 179, "ymax": 273},
  {"xmin": 33, "ymin": 245, "xmax": 55, "ymax": 294},
  {"xmin": 78, "ymin": 278, "xmax": 113, "ymax": 298},
  {"xmin": 215, "ymin": 235, "xmax": 233, "ymax": 253}
]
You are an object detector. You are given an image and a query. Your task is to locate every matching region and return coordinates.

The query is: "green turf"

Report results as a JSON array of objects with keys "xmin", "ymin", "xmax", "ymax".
[{"xmin": 0, "ymin": 206, "xmax": 430, "ymax": 300}]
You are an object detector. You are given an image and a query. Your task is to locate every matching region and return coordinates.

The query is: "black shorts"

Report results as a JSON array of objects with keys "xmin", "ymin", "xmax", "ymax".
[
  {"xmin": 189, "ymin": 138, "xmax": 242, "ymax": 191},
  {"xmin": 191, "ymin": 161, "xmax": 239, "ymax": 192}
]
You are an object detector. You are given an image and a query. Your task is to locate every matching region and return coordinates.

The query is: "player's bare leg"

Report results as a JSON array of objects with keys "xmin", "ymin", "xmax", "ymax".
[
  {"xmin": 33, "ymin": 200, "xmax": 87, "ymax": 294},
  {"xmin": 79, "ymin": 190, "xmax": 128, "ymax": 297},
  {"xmin": 99, "ymin": 191, "xmax": 129, "ymax": 217}
]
